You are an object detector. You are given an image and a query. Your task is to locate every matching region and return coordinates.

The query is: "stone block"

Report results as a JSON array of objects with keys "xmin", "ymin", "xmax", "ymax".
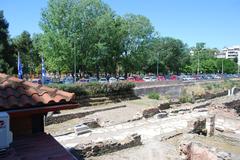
[
  {"xmin": 155, "ymin": 111, "xmax": 168, "ymax": 119},
  {"xmin": 80, "ymin": 118, "xmax": 100, "ymax": 128},
  {"xmin": 142, "ymin": 107, "xmax": 160, "ymax": 118},
  {"xmin": 72, "ymin": 133, "xmax": 142, "ymax": 158},
  {"xmin": 74, "ymin": 124, "xmax": 91, "ymax": 135},
  {"xmin": 179, "ymin": 136, "xmax": 232, "ymax": 160}
]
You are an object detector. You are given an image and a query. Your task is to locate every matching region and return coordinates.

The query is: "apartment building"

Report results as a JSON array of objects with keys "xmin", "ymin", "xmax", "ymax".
[{"xmin": 216, "ymin": 45, "xmax": 240, "ymax": 65}]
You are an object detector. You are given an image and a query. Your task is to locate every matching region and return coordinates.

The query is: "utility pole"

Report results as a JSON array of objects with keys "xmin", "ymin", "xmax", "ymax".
[
  {"xmin": 197, "ymin": 51, "xmax": 200, "ymax": 75},
  {"xmin": 238, "ymin": 65, "xmax": 239, "ymax": 75},
  {"xmin": 157, "ymin": 52, "xmax": 159, "ymax": 76},
  {"xmin": 74, "ymin": 40, "xmax": 77, "ymax": 83},
  {"xmin": 221, "ymin": 58, "xmax": 224, "ymax": 74}
]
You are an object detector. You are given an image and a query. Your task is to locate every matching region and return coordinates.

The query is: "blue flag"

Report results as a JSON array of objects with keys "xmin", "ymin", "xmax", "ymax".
[
  {"xmin": 18, "ymin": 52, "xmax": 23, "ymax": 79},
  {"xmin": 41, "ymin": 53, "xmax": 46, "ymax": 84}
]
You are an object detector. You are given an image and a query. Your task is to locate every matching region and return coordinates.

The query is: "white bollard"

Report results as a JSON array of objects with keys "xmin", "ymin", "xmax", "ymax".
[
  {"xmin": 231, "ymin": 87, "xmax": 236, "ymax": 96},
  {"xmin": 228, "ymin": 89, "xmax": 231, "ymax": 96}
]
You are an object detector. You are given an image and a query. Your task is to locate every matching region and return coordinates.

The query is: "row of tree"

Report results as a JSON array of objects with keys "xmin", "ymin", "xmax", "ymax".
[{"xmin": 0, "ymin": 0, "xmax": 238, "ymax": 77}]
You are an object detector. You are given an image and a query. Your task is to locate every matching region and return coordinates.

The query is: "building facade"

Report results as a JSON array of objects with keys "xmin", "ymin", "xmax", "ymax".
[{"xmin": 216, "ymin": 45, "xmax": 240, "ymax": 65}]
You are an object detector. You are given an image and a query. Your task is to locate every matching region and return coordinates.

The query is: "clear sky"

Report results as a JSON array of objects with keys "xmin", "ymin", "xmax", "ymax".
[{"xmin": 1, "ymin": 0, "xmax": 239, "ymax": 49}]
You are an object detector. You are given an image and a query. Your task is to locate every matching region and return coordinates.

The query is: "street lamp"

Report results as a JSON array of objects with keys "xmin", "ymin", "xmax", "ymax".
[
  {"xmin": 157, "ymin": 52, "xmax": 159, "ymax": 76},
  {"xmin": 221, "ymin": 58, "xmax": 224, "ymax": 74},
  {"xmin": 74, "ymin": 37, "xmax": 80, "ymax": 83},
  {"xmin": 74, "ymin": 40, "xmax": 76, "ymax": 83},
  {"xmin": 197, "ymin": 51, "xmax": 200, "ymax": 75}
]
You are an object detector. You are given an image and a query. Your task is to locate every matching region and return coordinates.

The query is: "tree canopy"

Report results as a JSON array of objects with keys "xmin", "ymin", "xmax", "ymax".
[
  {"xmin": 0, "ymin": 10, "xmax": 15, "ymax": 73},
  {"xmin": 0, "ymin": 0, "xmax": 239, "ymax": 76}
]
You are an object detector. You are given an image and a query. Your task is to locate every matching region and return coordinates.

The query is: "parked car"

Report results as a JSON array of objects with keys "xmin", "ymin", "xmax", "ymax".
[
  {"xmin": 150, "ymin": 76, "xmax": 157, "ymax": 81},
  {"xmin": 182, "ymin": 75, "xmax": 195, "ymax": 81},
  {"xmin": 212, "ymin": 74, "xmax": 221, "ymax": 79},
  {"xmin": 78, "ymin": 78, "xmax": 89, "ymax": 83},
  {"xmin": 109, "ymin": 77, "xmax": 117, "ymax": 83},
  {"xmin": 134, "ymin": 76, "xmax": 144, "ymax": 82},
  {"xmin": 143, "ymin": 76, "xmax": 151, "ymax": 82},
  {"xmin": 170, "ymin": 75, "xmax": 177, "ymax": 81},
  {"xmin": 32, "ymin": 78, "xmax": 41, "ymax": 84},
  {"xmin": 127, "ymin": 77, "xmax": 135, "ymax": 82},
  {"xmin": 99, "ymin": 77, "xmax": 108, "ymax": 84},
  {"xmin": 118, "ymin": 76, "xmax": 125, "ymax": 81},
  {"xmin": 157, "ymin": 76, "xmax": 165, "ymax": 81},
  {"xmin": 63, "ymin": 76, "xmax": 74, "ymax": 84},
  {"xmin": 89, "ymin": 77, "xmax": 98, "ymax": 83}
]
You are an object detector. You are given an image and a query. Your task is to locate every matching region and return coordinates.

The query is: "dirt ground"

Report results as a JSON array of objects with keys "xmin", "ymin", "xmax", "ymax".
[
  {"xmin": 45, "ymin": 97, "xmax": 165, "ymax": 136},
  {"xmin": 46, "ymin": 93, "xmax": 240, "ymax": 160}
]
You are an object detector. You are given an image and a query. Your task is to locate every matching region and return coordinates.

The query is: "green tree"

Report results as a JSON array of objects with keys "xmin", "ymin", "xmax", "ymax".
[
  {"xmin": 40, "ymin": 0, "xmax": 117, "ymax": 76},
  {"xmin": 120, "ymin": 14, "xmax": 154, "ymax": 77},
  {"xmin": 12, "ymin": 31, "xmax": 35, "ymax": 75},
  {"xmin": 217, "ymin": 59, "xmax": 237, "ymax": 74},
  {"xmin": 0, "ymin": 10, "xmax": 15, "ymax": 73},
  {"xmin": 186, "ymin": 43, "xmax": 220, "ymax": 74}
]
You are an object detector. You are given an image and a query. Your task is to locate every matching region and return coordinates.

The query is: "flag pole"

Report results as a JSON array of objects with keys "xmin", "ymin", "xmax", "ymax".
[
  {"xmin": 18, "ymin": 51, "xmax": 23, "ymax": 79},
  {"xmin": 42, "ymin": 52, "xmax": 45, "ymax": 85}
]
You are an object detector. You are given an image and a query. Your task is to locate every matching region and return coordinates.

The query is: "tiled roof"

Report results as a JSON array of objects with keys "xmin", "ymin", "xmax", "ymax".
[
  {"xmin": 0, "ymin": 133, "xmax": 77, "ymax": 160},
  {"xmin": 0, "ymin": 73, "xmax": 75, "ymax": 111}
]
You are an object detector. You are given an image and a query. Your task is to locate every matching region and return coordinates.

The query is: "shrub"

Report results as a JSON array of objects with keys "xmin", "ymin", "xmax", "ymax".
[
  {"xmin": 148, "ymin": 92, "xmax": 160, "ymax": 100},
  {"xmin": 48, "ymin": 82, "xmax": 135, "ymax": 96},
  {"xmin": 179, "ymin": 89, "xmax": 194, "ymax": 103}
]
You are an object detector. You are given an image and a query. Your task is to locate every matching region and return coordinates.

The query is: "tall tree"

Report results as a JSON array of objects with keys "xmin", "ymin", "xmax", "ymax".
[
  {"xmin": 0, "ymin": 10, "xmax": 15, "ymax": 73},
  {"xmin": 120, "ymin": 14, "xmax": 154, "ymax": 77},
  {"xmin": 12, "ymin": 31, "xmax": 34, "ymax": 75},
  {"xmin": 39, "ymin": 0, "xmax": 116, "ymax": 76}
]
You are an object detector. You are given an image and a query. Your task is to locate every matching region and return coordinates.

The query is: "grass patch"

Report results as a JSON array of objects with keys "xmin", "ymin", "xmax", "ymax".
[{"xmin": 148, "ymin": 92, "xmax": 160, "ymax": 100}]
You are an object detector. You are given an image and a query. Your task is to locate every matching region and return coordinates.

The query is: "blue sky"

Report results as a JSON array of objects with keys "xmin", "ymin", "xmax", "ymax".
[{"xmin": 0, "ymin": 0, "xmax": 239, "ymax": 49}]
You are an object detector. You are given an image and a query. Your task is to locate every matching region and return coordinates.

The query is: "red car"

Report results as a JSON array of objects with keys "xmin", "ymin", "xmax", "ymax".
[
  {"xmin": 127, "ymin": 76, "xmax": 144, "ymax": 82},
  {"xmin": 170, "ymin": 75, "xmax": 177, "ymax": 80},
  {"xmin": 134, "ymin": 76, "xmax": 144, "ymax": 82},
  {"xmin": 157, "ymin": 76, "xmax": 165, "ymax": 81},
  {"xmin": 127, "ymin": 77, "xmax": 135, "ymax": 82}
]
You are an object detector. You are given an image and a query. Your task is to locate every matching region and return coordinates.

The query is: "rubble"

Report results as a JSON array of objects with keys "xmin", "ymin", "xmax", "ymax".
[
  {"xmin": 155, "ymin": 111, "xmax": 168, "ymax": 119},
  {"xmin": 80, "ymin": 118, "xmax": 100, "ymax": 128},
  {"xmin": 142, "ymin": 107, "xmax": 159, "ymax": 118},
  {"xmin": 187, "ymin": 117, "xmax": 206, "ymax": 135},
  {"xmin": 179, "ymin": 134, "xmax": 232, "ymax": 160}
]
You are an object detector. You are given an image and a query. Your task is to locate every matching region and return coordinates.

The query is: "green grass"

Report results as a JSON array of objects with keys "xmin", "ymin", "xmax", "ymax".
[{"xmin": 148, "ymin": 92, "xmax": 160, "ymax": 100}]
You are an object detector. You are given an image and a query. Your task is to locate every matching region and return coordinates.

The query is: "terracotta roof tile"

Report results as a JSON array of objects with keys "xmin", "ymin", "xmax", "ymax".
[{"xmin": 0, "ymin": 73, "xmax": 76, "ymax": 111}]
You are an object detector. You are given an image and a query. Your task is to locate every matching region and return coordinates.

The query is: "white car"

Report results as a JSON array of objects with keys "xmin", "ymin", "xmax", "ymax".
[
  {"xmin": 143, "ymin": 76, "xmax": 151, "ymax": 82},
  {"xmin": 150, "ymin": 76, "xmax": 157, "ymax": 81},
  {"xmin": 212, "ymin": 75, "xmax": 221, "ymax": 79},
  {"xmin": 99, "ymin": 78, "xmax": 108, "ymax": 84},
  {"xmin": 118, "ymin": 77, "xmax": 125, "ymax": 81},
  {"xmin": 182, "ymin": 76, "xmax": 195, "ymax": 81},
  {"xmin": 109, "ymin": 77, "xmax": 117, "ymax": 83},
  {"xmin": 89, "ymin": 77, "xmax": 98, "ymax": 83}
]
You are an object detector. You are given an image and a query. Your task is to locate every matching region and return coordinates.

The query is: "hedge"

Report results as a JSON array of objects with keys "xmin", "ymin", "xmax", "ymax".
[{"xmin": 48, "ymin": 82, "xmax": 135, "ymax": 96}]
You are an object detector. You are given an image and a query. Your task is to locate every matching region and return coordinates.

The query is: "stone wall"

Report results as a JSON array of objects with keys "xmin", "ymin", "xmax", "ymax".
[
  {"xmin": 133, "ymin": 82, "xmax": 229, "ymax": 98},
  {"xmin": 45, "ymin": 105, "xmax": 127, "ymax": 126},
  {"xmin": 134, "ymin": 84, "xmax": 185, "ymax": 97},
  {"xmin": 215, "ymin": 115, "xmax": 240, "ymax": 133},
  {"xmin": 75, "ymin": 91, "xmax": 138, "ymax": 106},
  {"xmin": 70, "ymin": 134, "xmax": 141, "ymax": 158}
]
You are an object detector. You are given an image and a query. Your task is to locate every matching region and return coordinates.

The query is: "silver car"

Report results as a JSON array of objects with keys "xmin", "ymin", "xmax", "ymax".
[{"xmin": 99, "ymin": 78, "xmax": 108, "ymax": 84}]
